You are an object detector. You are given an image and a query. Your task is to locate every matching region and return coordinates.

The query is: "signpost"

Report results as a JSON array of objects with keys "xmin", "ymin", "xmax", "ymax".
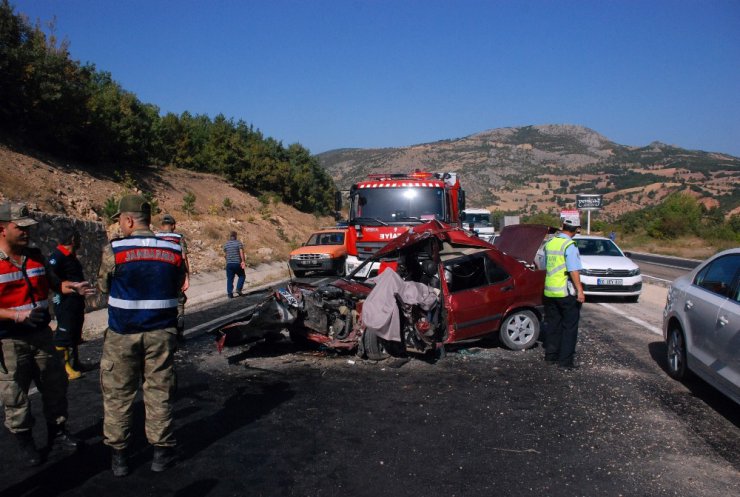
[{"xmin": 576, "ymin": 194, "xmax": 603, "ymax": 234}]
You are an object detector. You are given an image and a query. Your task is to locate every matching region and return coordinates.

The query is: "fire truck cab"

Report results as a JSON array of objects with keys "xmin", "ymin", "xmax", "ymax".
[{"xmin": 344, "ymin": 170, "xmax": 465, "ymax": 278}]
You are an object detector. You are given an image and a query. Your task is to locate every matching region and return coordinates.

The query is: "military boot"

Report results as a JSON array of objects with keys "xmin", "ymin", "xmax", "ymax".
[
  {"xmin": 47, "ymin": 422, "xmax": 82, "ymax": 451},
  {"xmin": 56, "ymin": 346, "xmax": 82, "ymax": 380},
  {"xmin": 151, "ymin": 446, "xmax": 176, "ymax": 472},
  {"xmin": 111, "ymin": 448, "xmax": 130, "ymax": 477},
  {"xmin": 14, "ymin": 431, "xmax": 41, "ymax": 467}
]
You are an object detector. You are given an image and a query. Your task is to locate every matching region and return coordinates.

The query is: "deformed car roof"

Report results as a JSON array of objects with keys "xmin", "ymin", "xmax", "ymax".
[{"xmin": 374, "ymin": 220, "xmax": 549, "ymax": 265}]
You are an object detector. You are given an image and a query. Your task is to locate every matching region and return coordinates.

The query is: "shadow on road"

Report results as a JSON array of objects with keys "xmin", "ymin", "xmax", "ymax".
[
  {"xmin": 648, "ymin": 341, "xmax": 739, "ymax": 428},
  {"xmin": 176, "ymin": 377, "xmax": 294, "ymax": 463}
]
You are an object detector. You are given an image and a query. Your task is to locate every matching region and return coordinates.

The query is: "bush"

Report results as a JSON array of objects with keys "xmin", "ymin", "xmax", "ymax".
[
  {"xmin": 101, "ymin": 196, "xmax": 118, "ymax": 224},
  {"xmin": 182, "ymin": 191, "xmax": 196, "ymax": 215}
]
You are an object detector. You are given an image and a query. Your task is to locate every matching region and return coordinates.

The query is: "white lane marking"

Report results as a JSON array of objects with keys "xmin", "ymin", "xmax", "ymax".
[
  {"xmin": 185, "ymin": 303, "xmax": 260, "ymax": 336},
  {"xmin": 642, "ymin": 275, "xmax": 672, "ymax": 284},
  {"xmin": 598, "ymin": 302, "xmax": 663, "ymax": 336}
]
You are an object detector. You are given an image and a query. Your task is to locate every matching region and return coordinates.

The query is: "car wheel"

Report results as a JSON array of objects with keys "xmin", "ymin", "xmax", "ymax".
[
  {"xmin": 666, "ymin": 326, "xmax": 690, "ymax": 380},
  {"xmin": 293, "ymin": 269, "xmax": 306, "ymax": 278},
  {"xmin": 499, "ymin": 310, "xmax": 540, "ymax": 350},
  {"xmin": 335, "ymin": 263, "xmax": 345, "ymax": 276},
  {"xmin": 362, "ymin": 328, "xmax": 389, "ymax": 361}
]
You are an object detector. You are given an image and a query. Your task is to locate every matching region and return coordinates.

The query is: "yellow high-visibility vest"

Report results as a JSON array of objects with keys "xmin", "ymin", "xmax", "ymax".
[{"xmin": 544, "ymin": 237, "xmax": 575, "ymax": 298}]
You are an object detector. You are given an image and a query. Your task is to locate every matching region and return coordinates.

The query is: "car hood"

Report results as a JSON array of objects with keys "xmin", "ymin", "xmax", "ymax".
[
  {"xmin": 290, "ymin": 245, "xmax": 346, "ymax": 256},
  {"xmin": 580, "ymin": 255, "xmax": 639, "ymax": 270},
  {"xmin": 494, "ymin": 224, "xmax": 552, "ymax": 265}
]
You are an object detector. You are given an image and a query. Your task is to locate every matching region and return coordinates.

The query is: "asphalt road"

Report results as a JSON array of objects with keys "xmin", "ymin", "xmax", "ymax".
[{"xmin": 1, "ymin": 286, "xmax": 738, "ymax": 497}]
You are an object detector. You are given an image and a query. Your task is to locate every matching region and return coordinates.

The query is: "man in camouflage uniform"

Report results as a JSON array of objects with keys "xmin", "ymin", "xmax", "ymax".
[
  {"xmin": 97, "ymin": 195, "xmax": 185, "ymax": 477},
  {"xmin": 0, "ymin": 202, "xmax": 91, "ymax": 467},
  {"xmin": 155, "ymin": 214, "xmax": 190, "ymax": 340}
]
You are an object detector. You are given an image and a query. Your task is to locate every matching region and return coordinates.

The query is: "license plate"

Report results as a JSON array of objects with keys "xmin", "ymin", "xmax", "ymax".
[
  {"xmin": 299, "ymin": 260, "xmax": 315, "ymax": 266},
  {"xmin": 597, "ymin": 278, "xmax": 622, "ymax": 285}
]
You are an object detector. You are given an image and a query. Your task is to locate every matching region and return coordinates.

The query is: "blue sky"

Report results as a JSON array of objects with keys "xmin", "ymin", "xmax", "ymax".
[{"xmin": 12, "ymin": 0, "xmax": 740, "ymax": 156}]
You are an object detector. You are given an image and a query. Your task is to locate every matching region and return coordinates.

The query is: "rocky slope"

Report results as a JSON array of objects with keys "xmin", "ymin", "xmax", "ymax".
[
  {"xmin": 318, "ymin": 124, "xmax": 740, "ymax": 219},
  {"xmin": 0, "ymin": 145, "xmax": 334, "ymax": 274}
]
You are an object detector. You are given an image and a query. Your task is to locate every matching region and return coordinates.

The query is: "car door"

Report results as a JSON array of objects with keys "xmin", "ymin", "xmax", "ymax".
[
  {"xmin": 443, "ymin": 252, "xmax": 512, "ymax": 341},
  {"xmin": 685, "ymin": 254, "xmax": 740, "ymax": 371},
  {"xmin": 712, "ymin": 262, "xmax": 740, "ymax": 396},
  {"xmin": 713, "ymin": 296, "xmax": 740, "ymax": 399}
]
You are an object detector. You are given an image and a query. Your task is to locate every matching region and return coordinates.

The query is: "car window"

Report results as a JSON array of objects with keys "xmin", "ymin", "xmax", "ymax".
[
  {"xmin": 444, "ymin": 254, "xmax": 488, "ymax": 293},
  {"xmin": 485, "ymin": 256, "xmax": 510, "ymax": 284},
  {"xmin": 306, "ymin": 234, "xmax": 320, "ymax": 245},
  {"xmin": 443, "ymin": 253, "xmax": 510, "ymax": 292},
  {"xmin": 575, "ymin": 239, "xmax": 622, "ymax": 256},
  {"xmin": 694, "ymin": 254, "xmax": 740, "ymax": 298}
]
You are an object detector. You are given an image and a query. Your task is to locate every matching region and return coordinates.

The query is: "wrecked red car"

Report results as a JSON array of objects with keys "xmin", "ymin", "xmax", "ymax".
[
  {"xmin": 285, "ymin": 220, "xmax": 549, "ymax": 359},
  {"xmin": 215, "ymin": 220, "xmax": 549, "ymax": 359}
]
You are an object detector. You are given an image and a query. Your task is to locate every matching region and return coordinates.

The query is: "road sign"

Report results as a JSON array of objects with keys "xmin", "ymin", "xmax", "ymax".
[{"xmin": 576, "ymin": 194, "xmax": 603, "ymax": 210}]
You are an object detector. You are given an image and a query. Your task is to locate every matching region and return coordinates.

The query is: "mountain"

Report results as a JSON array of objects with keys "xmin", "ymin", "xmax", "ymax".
[{"xmin": 317, "ymin": 125, "xmax": 740, "ymax": 219}]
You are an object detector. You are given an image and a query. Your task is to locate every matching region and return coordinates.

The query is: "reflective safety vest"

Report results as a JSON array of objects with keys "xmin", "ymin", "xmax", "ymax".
[
  {"xmin": 544, "ymin": 237, "xmax": 575, "ymax": 298},
  {"xmin": 0, "ymin": 249, "xmax": 51, "ymax": 336},
  {"xmin": 108, "ymin": 236, "xmax": 183, "ymax": 333}
]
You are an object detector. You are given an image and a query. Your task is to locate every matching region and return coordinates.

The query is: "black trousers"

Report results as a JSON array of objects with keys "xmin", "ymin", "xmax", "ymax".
[
  {"xmin": 53, "ymin": 296, "xmax": 86, "ymax": 348},
  {"xmin": 543, "ymin": 295, "xmax": 581, "ymax": 366}
]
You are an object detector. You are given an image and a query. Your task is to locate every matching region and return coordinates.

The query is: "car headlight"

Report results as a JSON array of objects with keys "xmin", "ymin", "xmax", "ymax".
[
  {"xmin": 290, "ymin": 255, "xmax": 301, "ymax": 260},
  {"xmin": 627, "ymin": 268, "xmax": 641, "ymax": 276},
  {"xmin": 579, "ymin": 269, "xmax": 594, "ymax": 276},
  {"xmin": 318, "ymin": 253, "xmax": 331, "ymax": 259}
]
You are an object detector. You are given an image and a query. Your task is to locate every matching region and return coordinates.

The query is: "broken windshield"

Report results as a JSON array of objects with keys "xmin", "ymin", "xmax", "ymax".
[{"xmin": 350, "ymin": 187, "xmax": 445, "ymax": 224}]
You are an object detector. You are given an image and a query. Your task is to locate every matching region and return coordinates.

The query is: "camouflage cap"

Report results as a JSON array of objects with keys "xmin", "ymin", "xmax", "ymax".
[
  {"xmin": 161, "ymin": 213, "xmax": 176, "ymax": 225},
  {"xmin": 0, "ymin": 202, "xmax": 38, "ymax": 227},
  {"xmin": 113, "ymin": 194, "xmax": 151, "ymax": 219}
]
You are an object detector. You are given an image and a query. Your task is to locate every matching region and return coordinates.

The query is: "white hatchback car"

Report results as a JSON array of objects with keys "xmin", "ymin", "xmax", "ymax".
[
  {"xmin": 663, "ymin": 248, "xmax": 740, "ymax": 404},
  {"xmin": 572, "ymin": 235, "xmax": 642, "ymax": 302}
]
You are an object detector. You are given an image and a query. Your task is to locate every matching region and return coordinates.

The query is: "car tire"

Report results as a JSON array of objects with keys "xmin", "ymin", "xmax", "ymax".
[
  {"xmin": 499, "ymin": 310, "xmax": 540, "ymax": 350},
  {"xmin": 293, "ymin": 269, "xmax": 306, "ymax": 278},
  {"xmin": 666, "ymin": 325, "xmax": 690, "ymax": 380},
  {"xmin": 335, "ymin": 262, "xmax": 345, "ymax": 277},
  {"xmin": 362, "ymin": 328, "xmax": 388, "ymax": 361}
]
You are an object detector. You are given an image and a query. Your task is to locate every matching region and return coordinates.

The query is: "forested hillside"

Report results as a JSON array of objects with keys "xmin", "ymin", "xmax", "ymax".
[{"xmin": 0, "ymin": 0, "xmax": 336, "ymax": 215}]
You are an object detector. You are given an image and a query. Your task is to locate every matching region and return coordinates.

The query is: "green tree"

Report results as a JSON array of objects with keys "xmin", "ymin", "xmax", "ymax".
[{"xmin": 182, "ymin": 191, "xmax": 196, "ymax": 216}]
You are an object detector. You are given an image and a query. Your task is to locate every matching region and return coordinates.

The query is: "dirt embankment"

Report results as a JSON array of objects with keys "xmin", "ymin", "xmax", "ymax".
[{"xmin": 0, "ymin": 145, "xmax": 334, "ymax": 273}]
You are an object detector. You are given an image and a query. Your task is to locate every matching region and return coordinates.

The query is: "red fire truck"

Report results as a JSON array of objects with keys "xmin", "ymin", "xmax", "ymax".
[{"xmin": 343, "ymin": 170, "xmax": 465, "ymax": 277}]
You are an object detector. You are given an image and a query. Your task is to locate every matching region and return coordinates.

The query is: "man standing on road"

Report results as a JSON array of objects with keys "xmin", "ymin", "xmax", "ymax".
[
  {"xmin": 223, "ymin": 231, "xmax": 246, "ymax": 298},
  {"xmin": 156, "ymin": 214, "xmax": 190, "ymax": 340},
  {"xmin": 49, "ymin": 227, "xmax": 87, "ymax": 380},
  {"xmin": 0, "ymin": 202, "xmax": 90, "ymax": 467},
  {"xmin": 543, "ymin": 218, "xmax": 586, "ymax": 369},
  {"xmin": 97, "ymin": 195, "xmax": 185, "ymax": 477}
]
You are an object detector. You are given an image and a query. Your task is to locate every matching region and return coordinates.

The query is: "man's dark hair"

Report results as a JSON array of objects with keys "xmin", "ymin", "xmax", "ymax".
[
  {"xmin": 59, "ymin": 226, "xmax": 80, "ymax": 245},
  {"xmin": 562, "ymin": 224, "xmax": 578, "ymax": 233},
  {"xmin": 229, "ymin": 231, "xmax": 237, "ymax": 240}
]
